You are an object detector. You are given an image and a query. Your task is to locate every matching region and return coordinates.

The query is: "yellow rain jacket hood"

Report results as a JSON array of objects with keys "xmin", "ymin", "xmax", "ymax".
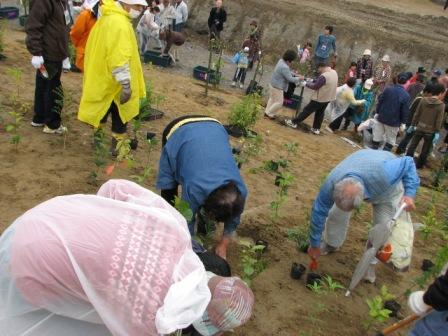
[{"xmin": 78, "ymin": 0, "xmax": 145, "ymax": 128}]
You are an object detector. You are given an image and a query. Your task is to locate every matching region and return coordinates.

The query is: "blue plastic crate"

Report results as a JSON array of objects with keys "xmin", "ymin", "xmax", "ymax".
[{"xmin": 0, "ymin": 7, "xmax": 19, "ymax": 19}]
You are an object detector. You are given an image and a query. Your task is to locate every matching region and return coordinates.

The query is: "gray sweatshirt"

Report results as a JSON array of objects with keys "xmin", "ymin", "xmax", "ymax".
[{"xmin": 270, "ymin": 59, "xmax": 300, "ymax": 91}]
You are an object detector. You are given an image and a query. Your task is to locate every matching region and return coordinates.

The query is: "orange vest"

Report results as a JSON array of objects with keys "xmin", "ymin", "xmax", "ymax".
[{"xmin": 70, "ymin": 10, "xmax": 97, "ymax": 72}]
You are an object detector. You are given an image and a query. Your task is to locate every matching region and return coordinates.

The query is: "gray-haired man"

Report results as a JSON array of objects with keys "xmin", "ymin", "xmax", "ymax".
[{"xmin": 308, "ymin": 149, "xmax": 420, "ymax": 281}]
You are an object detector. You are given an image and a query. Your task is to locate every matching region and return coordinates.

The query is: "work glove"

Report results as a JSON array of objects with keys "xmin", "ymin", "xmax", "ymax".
[
  {"xmin": 433, "ymin": 132, "xmax": 440, "ymax": 146},
  {"xmin": 119, "ymin": 80, "xmax": 132, "ymax": 105},
  {"xmin": 374, "ymin": 113, "xmax": 379, "ymax": 120},
  {"xmin": 360, "ymin": 99, "xmax": 367, "ymax": 105},
  {"xmin": 408, "ymin": 291, "xmax": 431, "ymax": 316},
  {"xmin": 400, "ymin": 123, "xmax": 406, "ymax": 133},
  {"xmin": 407, "ymin": 125, "xmax": 416, "ymax": 134},
  {"xmin": 62, "ymin": 57, "xmax": 71, "ymax": 72},
  {"xmin": 31, "ymin": 56, "xmax": 44, "ymax": 69}
]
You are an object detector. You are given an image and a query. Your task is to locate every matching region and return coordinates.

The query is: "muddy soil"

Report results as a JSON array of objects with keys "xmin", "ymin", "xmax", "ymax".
[{"xmin": 1, "ymin": 24, "xmax": 448, "ymax": 336}]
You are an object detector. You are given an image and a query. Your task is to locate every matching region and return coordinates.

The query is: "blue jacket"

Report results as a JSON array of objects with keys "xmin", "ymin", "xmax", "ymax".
[
  {"xmin": 350, "ymin": 85, "xmax": 374, "ymax": 125},
  {"xmin": 309, "ymin": 150, "xmax": 419, "ymax": 247},
  {"xmin": 376, "ymin": 84, "xmax": 410, "ymax": 127},
  {"xmin": 156, "ymin": 122, "xmax": 248, "ymax": 235},
  {"xmin": 315, "ymin": 34, "xmax": 336, "ymax": 59}
]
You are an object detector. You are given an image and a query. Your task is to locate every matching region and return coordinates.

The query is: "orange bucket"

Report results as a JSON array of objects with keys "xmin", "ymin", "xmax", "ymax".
[{"xmin": 377, "ymin": 244, "xmax": 393, "ymax": 263}]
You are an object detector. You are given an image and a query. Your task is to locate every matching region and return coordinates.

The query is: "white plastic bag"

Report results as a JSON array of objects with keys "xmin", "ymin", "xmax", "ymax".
[{"xmin": 387, "ymin": 211, "xmax": 414, "ymax": 270}]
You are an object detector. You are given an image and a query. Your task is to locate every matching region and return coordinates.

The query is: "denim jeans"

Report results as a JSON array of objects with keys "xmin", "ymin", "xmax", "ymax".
[
  {"xmin": 32, "ymin": 61, "xmax": 63, "ymax": 129},
  {"xmin": 409, "ymin": 310, "xmax": 448, "ymax": 336}
]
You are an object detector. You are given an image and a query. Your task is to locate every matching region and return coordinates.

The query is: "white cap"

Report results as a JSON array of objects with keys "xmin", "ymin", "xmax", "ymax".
[
  {"xmin": 364, "ymin": 78, "xmax": 374, "ymax": 89},
  {"xmin": 119, "ymin": 0, "xmax": 148, "ymax": 6},
  {"xmin": 363, "ymin": 49, "xmax": 371, "ymax": 56},
  {"xmin": 243, "ymin": 47, "xmax": 250, "ymax": 52},
  {"xmin": 382, "ymin": 54, "xmax": 390, "ymax": 62}
]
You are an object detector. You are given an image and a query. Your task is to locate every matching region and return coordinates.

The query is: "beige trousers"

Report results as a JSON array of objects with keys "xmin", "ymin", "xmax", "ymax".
[{"xmin": 264, "ymin": 85, "xmax": 284, "ymax": 117}]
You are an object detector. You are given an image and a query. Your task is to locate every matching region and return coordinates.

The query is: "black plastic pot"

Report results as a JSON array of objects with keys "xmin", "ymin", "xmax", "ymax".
[
  {"xmin": 130, "ymin": 137, "xmax": 138, "ymax": 150},
  {"xmin": 299, "ymin": 242, "xmax": 309, "ymax": 254},
  {"xmin": 384, "ymin": 300, "xmax": 401, "ymax": 318},
  {"xmin": 421, "ymin": 259, "xmax": 434, "ymax": 272},
  {"xmin": 224, "ymin": 125, "xmax": 244, "ymax": 138},
  {"xmin": 19, "ymin": 14, "xmax": 28, "ymax": 27},
  {"xmin": 306, "ymin": 272, "xmax": 322, "ymax": 288},
  {"xmin": 255, "ymin": 239, "xmax": 268, "ymax": 253},
  {"xmin": 139, "ymin": 106, "xmax": 165, "ymax": 121},
  {"xmin": 146, "ymin": 132, "xmax": 156, "ymax": 140},
  {"xmin": 290, "ymin": 262, "xmax": 306, "ymax": 280}
]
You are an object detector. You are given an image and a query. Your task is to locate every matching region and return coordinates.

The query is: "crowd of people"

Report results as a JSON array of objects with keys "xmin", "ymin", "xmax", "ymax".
[{"xmin": 0, "ymin": 0, "xmax": 447, "ymax": 335}]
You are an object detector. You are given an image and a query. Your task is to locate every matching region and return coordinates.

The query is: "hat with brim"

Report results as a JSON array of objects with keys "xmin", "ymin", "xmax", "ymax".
[
  {"xmin": 119, "ymin": 0, "xmax": 148, "ymax": 6},
  {"xmin": 382, "ymin": 55, "xmax": 390, "ymax": 62},
  {"xmin": 193, "ymin": 276, "xmax": 254, "ymax": 335},
  {"xmin": 364, "ymin": 78, "xmax": 374, "ymax": 90},
  {"xmin": 363, "ymin": 49, "xmax": 372, "ymax": 56}
]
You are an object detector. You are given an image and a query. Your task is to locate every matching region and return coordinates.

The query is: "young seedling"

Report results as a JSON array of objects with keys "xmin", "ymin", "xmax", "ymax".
[
  {"xmin": 89, "ymin": 128, "xmax": 109, "ymax": 185},
  {"xmin": 270, "ymin": 171, "xmax": 295, "ymax": 221},
  {"xmin": 174, "ymin": 196, "xmax": 193, "ymax": 222},
  {"xmin": 234, "ymin": 133, "xmax": 263, "ymax": 167},
  {"xmin": 240, "ymin": 241, "xmax": 266, "ymax": 286},
  {"xmin": 421, "ymin": 195, "xmax": 439, "ymax": 240},
  {"xmin": 305, "ymin": 302, "xmax": 328, "ymax": 332},
  {"xmin": 363, "ymin": 285, "xmax": 395, "ymax": 331},
  {"xmin": 227, "ymin": 93, "xmax": 262, "ymax": 136},
  {"xmin": 306, "ymin": 282, "xmax": 325, "ymax": 295},
  {"xmin": 130, "ymin": 137, "xmax": 158, "ymax": 185},
  {"xmin": 322, "ymin": 275, "xmax": 344, "ymax": 292},
  {"xmin": 287, "ymin": 226, "xmax": 310, "ymax": 252},
  {"xmin": 5, "ymin": 68, "xmax": 26, "ymax": 150}
]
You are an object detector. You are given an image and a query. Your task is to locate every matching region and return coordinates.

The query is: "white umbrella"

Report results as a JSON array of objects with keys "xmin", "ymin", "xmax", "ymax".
[{"xmin": 345, "ymin": 203, "xmax": 407, "ymax": 296}]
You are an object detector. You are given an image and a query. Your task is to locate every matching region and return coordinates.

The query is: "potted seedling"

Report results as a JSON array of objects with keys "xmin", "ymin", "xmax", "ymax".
[
  {"xmin": 226, "ymin": 93, "xmax": 262, "ymax": 138},
  {"xmin": 139, "ymin": 80, "xmax": 165, "ymax": 121},
  {"xmin": 239, "ymin": 241, "xmax": 266, "ymax": 286},
  {"xmin": 130, "ymin": 137, "xmax": 158, "ymax": 185},
  {"xmin": 287, "ymin": 226, "xmax": 310, "ymax": 253},
  {"xmin": 306, "ymin": 272, "xmax": 323, "ymax": 288}
]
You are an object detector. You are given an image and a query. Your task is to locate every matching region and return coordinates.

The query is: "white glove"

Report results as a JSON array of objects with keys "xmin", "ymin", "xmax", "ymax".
[
  {"xmin": 374, "ymin": 114, "xmax": 379, "ymax": 120},
  {"xmin": 360, "ymin": 99, "xmax": 367, "ymax": 105},
  {"xmin": 31, "ymin": 56, "xmax": 44, "ymax": 69},
  {"xmin": 400, "ymin": 123, "xmax": 406, "ymax": 132},
  {"xmin": 408, "ymin": 291, "xmax": 431, "ymax": 316},
  {"xmin": 299, "ymin": 80, "xmax": 306, "ymax": 87},
  {"xmin": 62, "ymin": 57, "xmax": 71, "ymax": 71}
]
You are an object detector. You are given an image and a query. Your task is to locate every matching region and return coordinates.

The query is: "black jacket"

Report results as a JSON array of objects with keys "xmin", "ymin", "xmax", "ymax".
[
  {"xmin": 25, "ymin": 0, "xmax": 70, "ymax": 61},
  {"xmin": 424, "ymin": 269, "xmax": 448, "ymax": 311},
  {"xmin": 207, "ymin": 7, "xmax": 227, "ymax": 31}
]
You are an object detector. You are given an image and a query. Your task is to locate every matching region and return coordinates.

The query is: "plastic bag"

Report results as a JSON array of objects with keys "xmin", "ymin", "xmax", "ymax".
[{"xmin": 386, "ymin": 211, "xmax": 414, "ymax": 270}]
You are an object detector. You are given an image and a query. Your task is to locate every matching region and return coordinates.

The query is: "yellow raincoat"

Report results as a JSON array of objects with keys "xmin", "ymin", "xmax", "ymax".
[{"xmin": 78, "ymin": 0, "xmax": 145, "ymax": 128}]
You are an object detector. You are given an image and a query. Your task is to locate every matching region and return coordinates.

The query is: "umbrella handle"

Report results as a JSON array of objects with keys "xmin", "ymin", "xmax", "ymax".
[
  {"xmin": 392, "ymin": 203, "xmax": 407, "ymax": 221},
  {"xmin": 377, "ymin": 312, "xmax": 424, "ymax": 335}
]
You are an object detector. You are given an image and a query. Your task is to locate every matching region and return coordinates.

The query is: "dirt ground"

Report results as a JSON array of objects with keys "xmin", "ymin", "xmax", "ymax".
[{"xmin": 1, "ymin": 23, "xmax": 448, "ymax": 336}]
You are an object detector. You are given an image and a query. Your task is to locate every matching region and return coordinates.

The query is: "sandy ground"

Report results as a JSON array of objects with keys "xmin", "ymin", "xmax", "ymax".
[{"xmin": 1, "ymin": 22, "xmax": 448, "ymax": 336}]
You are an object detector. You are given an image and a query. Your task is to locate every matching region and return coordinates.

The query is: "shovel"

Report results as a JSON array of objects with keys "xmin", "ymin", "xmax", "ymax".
[{"xmin": 375, "ymin": 313, "xmax": 424, "ymax": 336}]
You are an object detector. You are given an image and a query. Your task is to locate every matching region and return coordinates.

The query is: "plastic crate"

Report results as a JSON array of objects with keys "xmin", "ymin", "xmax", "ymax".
[
  {"xmin": 0, "ymin": 7, "xmax": 20, "ymax": 19},
  {"xmin": 283, "ymin": 94, "xmax": 302, "ymax": 110},
  {"xmin": 143, "ymin": 50, "xmax": 172, "ymax": 67},
  {"xmin": 193, "ymin": 66, "xmax": 221, "ymax": 85}
]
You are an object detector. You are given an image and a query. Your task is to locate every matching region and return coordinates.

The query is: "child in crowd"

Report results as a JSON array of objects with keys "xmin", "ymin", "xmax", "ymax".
[
  {"xmin": 137, "ymin": 6, "xmax": 161, "ymax": 54},
  {"xmin": 406, "ymin": 83, "xmax": 446, "ymax": 168},
  {"xmin": 344, "ymin": 62, "xmax": 357, "ymax": 83},
  {"xmin": 232, "ymin": 46, "xmax": 250, "ymax": 89},
  {"xmin": 299, "ymin": 42, "xmax": 312, "ymax": 64}
]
